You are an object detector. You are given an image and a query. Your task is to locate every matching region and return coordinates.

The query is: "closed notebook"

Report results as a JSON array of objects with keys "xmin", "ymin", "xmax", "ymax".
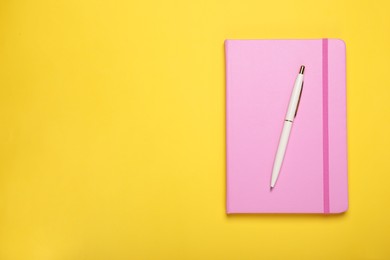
[{"xmin": 225, "ymin": 39, "xmax": 348, "ymax": 214}]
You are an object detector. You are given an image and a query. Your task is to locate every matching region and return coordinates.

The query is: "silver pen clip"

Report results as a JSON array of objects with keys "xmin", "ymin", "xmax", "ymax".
[{"xmin": 294, "ymin": 81, "xmax": 304, "ymax": 118}]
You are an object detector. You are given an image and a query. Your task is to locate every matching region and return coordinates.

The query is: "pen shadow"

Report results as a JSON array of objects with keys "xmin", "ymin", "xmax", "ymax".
[{"xmin": 222, "ymin": 41, "xmax": 348, "ymax": 220}]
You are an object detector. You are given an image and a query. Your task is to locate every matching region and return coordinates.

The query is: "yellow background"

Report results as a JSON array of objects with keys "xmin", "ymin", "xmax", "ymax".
[{"xmin": 0, "ymin": 0, "xmax": 389, "ymax": 259}]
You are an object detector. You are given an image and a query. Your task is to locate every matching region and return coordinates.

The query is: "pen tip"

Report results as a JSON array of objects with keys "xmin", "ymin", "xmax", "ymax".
[
  {"xmin": 270, "ymin": 186, "xmax": 273, "ymax": 191},
  {"xmin": 299, "ymin": 65, "xmax": 305, "ymax": 74}
]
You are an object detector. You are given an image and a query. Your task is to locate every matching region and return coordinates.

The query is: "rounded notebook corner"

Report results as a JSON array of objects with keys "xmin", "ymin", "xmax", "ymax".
[
  {"xmin": 331, "ymin": 203, "xmax": 349, "ymax": 214},
  {"xmin": 333, "ymin": 38, "xmax": 346, "ymax": 50}
]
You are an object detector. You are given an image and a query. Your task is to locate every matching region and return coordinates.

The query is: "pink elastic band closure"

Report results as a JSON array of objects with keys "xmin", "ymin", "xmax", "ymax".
[{"xmin": 322, "ymin": 38, "xmax": 330, "ymax": 213}]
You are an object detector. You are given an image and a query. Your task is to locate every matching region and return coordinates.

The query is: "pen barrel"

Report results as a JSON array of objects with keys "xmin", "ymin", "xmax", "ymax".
[
  {"xmin": 285, "ymin": 74, "xmax": 304, "ymax": 121},
  {"xmin": 271, "ymin": 121, "xmax": 293, "ymax": 187}
]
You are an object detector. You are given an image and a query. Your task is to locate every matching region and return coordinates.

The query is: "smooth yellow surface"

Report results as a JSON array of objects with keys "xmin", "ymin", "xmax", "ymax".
[{"xmin": 0, "ymin": 0, "xmax": 389, "ymax": 259}]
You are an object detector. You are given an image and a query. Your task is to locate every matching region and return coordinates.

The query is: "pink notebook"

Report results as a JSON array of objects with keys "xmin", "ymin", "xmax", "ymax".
[{"xmin": 225, "ymin": 39, "xmax": 348, "ymax": 214}]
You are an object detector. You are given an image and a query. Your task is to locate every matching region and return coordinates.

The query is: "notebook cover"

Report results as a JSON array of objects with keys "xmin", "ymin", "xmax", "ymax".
[{"xmin": 225, "ymin": 39, "xmax": 348, "ymax": 214}]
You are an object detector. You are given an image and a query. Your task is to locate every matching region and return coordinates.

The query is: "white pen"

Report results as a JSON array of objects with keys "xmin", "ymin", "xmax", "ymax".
[{"xmin": 270, "ymin": 65, "xmax": 305, "ymax": 189}]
